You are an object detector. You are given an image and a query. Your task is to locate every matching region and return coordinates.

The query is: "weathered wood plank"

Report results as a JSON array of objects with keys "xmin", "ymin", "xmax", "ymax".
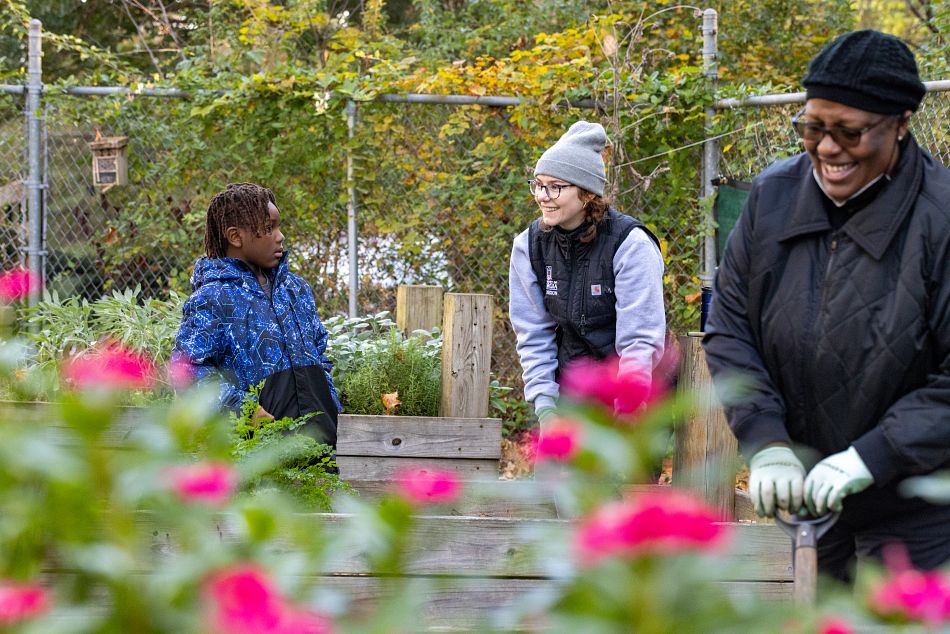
[
  {"xmin": 321, "ymin": 576, "xmax": 794, "ymax": 619},
  {"xmin": 0, "ymin": 403, "xmax": 502, "ymax": 458},
  {"xmin": 396, "ymin": 284, "xmax": 444, "ymax": 335},
  {"xmin": 36, "ymin": 574, "xmax": 793, "ymax": 633},
  {"xmin": 341, "ymin": 479, "xmax": 558, "ymax": 519},
  {"xmin": 146, "ymin": 514, "xmax": 792, "ymax": 581},
  {"xmin": 337, "ymin": 415, "xmax": 501, "ymax": 459},
  {"xmin": 674, "ymin": 334, "xmax": 739, "ymax": 520},
  {"xmin": 336, "ymin": 456, "xmax": 499, "ymax": 481},
  {"xmin": 439, "ymin": 293, "xmax": 493, "ymax": 419}
]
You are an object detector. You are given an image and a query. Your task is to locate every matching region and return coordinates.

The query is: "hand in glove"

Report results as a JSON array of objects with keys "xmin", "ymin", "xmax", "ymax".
[
  {"xmin": 748, "ymin": 446, "xmax": 806, "ymax": 517},
  {"xmin": 804, "ymin": 446, "xmax": 874, "ymax": 515}
]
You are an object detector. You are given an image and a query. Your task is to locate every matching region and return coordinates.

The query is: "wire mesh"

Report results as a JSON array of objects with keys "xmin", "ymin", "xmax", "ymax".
[
  {"xmin": 6, "ymin": 83, "xmax": 948, "ymax": 394},
  {"xmin": 717, "ymin": 87, "xmax": 950, "ymax": 184},
  {"xmin": 0, "ymin": 91, "xmax": 25, "ymax": 273}
]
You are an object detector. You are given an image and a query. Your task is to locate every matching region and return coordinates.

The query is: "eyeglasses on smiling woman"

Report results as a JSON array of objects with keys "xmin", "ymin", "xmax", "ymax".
[
  {"xmin": 527, "ymin": 180, "xmax": 576, "ymax": 199},
  {"xmin": 790, "ymin": 108, "xmax": 897, "ymax": 148}
]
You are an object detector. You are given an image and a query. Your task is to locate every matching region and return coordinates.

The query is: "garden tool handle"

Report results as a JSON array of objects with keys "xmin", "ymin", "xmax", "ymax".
[{"xmin": 774, "ymin": 512, "xmax": 840, "ymax": 605}]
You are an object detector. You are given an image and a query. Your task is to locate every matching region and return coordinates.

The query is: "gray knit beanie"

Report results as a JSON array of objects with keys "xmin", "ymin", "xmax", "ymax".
[
  {"xmin": 534, "ymin": 121, "xmax": 607, "ymax": 197},
  {"xmin": 803, "ymin": 30, "xmax": 925, "ymax": 114}
]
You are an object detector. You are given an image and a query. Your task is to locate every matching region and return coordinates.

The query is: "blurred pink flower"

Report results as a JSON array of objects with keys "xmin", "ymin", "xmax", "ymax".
[
  {"xmin": 560, "ymin": 356, "xmax": 655, "ymax": 417},
  {"xmin": 394, "ymin": 467, "xmax": 462, "ymax": 505},
  {"xmin": 0, "ymin": 268, "xmax": 39, "ymax": 303},
  {"xmin": 870, "ymin": 568, "xmax": 950, "ymax": 626},
  {"xmin": 204, "ymin": 565, "xmax": 334, "ymax": 634},
  {"xmin": 529, "ymin": 417, "xmax": 583, "ymax": 463},
  {"xmin": 0, "ymin": 579, "xmax": 50, "ymax": 625},
  {"xmin": 818, "ymin": 616, "xmax": 855, "ymax": 634},
  {"xmin": 205, "ymin": 565, "xmax": 284, "ymax": 633},
  {"xmin": 166, "ymin": 353, "xmax": 195, "ymax": 389},
  {"xmin": 574, "ymin": 490, "xmax": 728, "ymax": 564},
  {"xmin": 62, "ymin": 343, "xmax": 154, "ymax": 390},
  {"xmin": 165, "ymin": 461, "xmax": 238, "ymax": 505}
]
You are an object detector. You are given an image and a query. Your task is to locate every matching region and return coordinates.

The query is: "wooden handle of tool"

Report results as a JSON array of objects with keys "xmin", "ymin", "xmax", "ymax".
[{"xmin": 793, "ymin": 544, "xmax": 818, "ymax": 604}]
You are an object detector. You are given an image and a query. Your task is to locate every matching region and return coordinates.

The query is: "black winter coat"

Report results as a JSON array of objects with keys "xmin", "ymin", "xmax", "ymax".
[{"xmin": 703, "ymin": 135, "xmax": 950, "ymax": 487}]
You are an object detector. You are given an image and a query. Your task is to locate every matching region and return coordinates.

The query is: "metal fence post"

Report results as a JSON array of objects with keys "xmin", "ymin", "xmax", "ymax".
[
  {"xmin": 346, "ymin": 99, "xmax": 358, "ymax": 317},
  {"xmin": 700, "ymin": 9, "xmax": 719, "ymax": 286},
  {"xmin": 25, "ymin": 19, "xmax": 44, "ymax": 306}
]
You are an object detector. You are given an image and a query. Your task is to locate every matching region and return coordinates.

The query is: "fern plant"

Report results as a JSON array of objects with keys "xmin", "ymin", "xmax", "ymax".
[{"xmin": 230, "ymin": 382, "xmax": 348, "ymax": 510}]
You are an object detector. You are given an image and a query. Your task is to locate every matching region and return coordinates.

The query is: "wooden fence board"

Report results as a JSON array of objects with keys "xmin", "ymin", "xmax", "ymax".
[
  {"xmin": 440, "ymin": 293, "xmax": 493, "ymax": 419},
  {"xmin": 336, "ymin": 457, "xmax": 499, "ymax": 482},
  {"xmin": 396, "ymin": 285, "xmax": 444, "ymax": 335},
  {"xmin": 337, "ymin": 415, "xmax": 501, "ymax": 459},
  {"xmin": 145, "ymin": 514, "xmax": 792, "ymax": 582},
  {"xmin": 342, "ymin": 480, "xmax": 557, "ymax": 519}
]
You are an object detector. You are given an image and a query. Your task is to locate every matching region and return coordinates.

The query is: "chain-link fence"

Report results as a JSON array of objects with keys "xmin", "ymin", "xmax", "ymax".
[
  {"xmin": 717, "ymin": 87, "xmax": 950, "ymax": 185},
  {"xmin": 0, "ymin": 91, "xmax": 25, "ymax": 274},
  {"xmin": 2, "ymin": 80, "xmax": 948, "ymax": 392}
]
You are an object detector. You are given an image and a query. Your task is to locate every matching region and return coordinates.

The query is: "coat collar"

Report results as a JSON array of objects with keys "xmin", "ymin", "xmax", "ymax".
[{"xmin": 776, "ymin": 135, "xmax": 924, "ymax": 260}]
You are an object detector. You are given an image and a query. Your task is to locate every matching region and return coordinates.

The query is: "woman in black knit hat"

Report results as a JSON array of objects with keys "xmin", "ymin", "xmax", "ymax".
[{"xmin": 703, "ymin": 29, "xmax": 950, "ymax": 582}]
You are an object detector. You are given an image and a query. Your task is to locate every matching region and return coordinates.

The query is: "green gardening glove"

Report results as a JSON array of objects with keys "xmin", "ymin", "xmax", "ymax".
[
  {"xmin": 748, "ymin": 446, "xmax": 806, "ymax": 518},
  {"xmin": 804, "ymin": 446, "xmax": 874, "ymax": 515}
]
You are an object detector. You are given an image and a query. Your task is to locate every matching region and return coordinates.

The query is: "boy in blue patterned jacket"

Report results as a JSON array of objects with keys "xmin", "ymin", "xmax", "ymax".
[{"xmin": 173, "ymin": 182, "xmax": 340, "ymax": 447}]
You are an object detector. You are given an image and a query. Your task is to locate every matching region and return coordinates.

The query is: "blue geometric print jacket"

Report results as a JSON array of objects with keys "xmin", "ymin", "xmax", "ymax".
[{"xmin": 172, "ymin": 254, "xmax": 341, "ymax": 420}]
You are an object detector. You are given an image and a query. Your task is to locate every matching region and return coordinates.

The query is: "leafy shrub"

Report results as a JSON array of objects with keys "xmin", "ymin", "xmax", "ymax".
[
  {"xmin": 490, "ymin": 377, "xmax": 534, "ymax": 437},
  {"xmin": 23, "ymin": 286, "xmax": 183, "ymax": 368},
  {"xmin": 325, "ymin": 312, "xmax": 442, "ymax": 417}
]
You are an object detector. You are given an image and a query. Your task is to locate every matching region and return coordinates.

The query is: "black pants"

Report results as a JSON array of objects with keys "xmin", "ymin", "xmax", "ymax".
[{"xmin": 817, "ymin": 481, "xmax": 950, "ymax": 583}]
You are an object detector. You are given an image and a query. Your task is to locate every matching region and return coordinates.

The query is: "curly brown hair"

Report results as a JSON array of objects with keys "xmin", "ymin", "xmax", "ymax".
[
  {"xmin": 204, "ymin": 183, "xmax": 277, "ymax": 259},
  {"xmin": 540, "ymin": 190, "xmax": 610, "ymax": 243}
]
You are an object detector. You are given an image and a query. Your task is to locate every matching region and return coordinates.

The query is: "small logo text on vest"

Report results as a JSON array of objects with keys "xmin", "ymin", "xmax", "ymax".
[{"xmin": 545, "ymin": 266, "xmax": 558, "ymax": 295}]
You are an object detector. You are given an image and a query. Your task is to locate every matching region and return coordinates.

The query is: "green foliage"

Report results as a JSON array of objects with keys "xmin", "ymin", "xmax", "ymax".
[
  {"xmin": 230, "ymin": 382, "xmax": 348, "ymax": 511},
  {"xmin": 325, "ymin": 312, "xmax": 442, "ymax": 416},
  {"xmin": 490, "ymin": 376, "xmax": 533, "ymax": 436},
  {"xmin": 24, "ymin": 286, "xmax": 183, "ymax": 365},
  {"xmin": 713, "ymin": 0, "xmax": 856, "ymax": 86}
]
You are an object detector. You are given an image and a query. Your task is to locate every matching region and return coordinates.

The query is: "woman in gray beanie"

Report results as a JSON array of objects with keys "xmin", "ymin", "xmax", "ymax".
[
  {"xmin": 703, "ymin": 29, "xmax": 950, "ymax": 582},
  {"xmin": 508, "ymin": 121, "xmax": 666, "ymax": 426}
]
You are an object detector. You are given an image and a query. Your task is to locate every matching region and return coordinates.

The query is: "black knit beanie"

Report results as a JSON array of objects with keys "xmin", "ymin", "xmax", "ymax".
[{"xmin": 803, "ymin": 30, "xmax": 925, "ymax": 114}]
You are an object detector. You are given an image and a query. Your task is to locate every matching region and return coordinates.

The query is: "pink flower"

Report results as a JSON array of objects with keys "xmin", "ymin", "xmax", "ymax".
[
  {"xmin": 205, "ymin": 565, "xmax": 284, "ymax": 633},
  {"xmin": 62, "ymin": 343, "xmax": 154, "ymax": 390},
  {"xmin": 0, "ymin": 579, "xmax": 50, "ymax": 625},
  {"xmin": 393, "ymin": 467, "xmax": 462, "ymax": 505},
  {"xmin": 204, "ymin": 565, "xmax": 334, "ymax": 634},
  {"xmin": 574, "ymin": 490, "xmax": 728, "ymax": 564},
  {"xmin": 818, "ymin": 616, "xmax": 855, "ymax": 634},
  {"xmin": 166, "ymin": 353, "xmax": 195, "ymax": 389},
  {"xmin": 870, "ymin": 568, "xmax": 950, "ymax": 626},
  {"xmin": 0, "ymin": 268, "xmax": 39, "ymax": 303},
  {"xmin": 165, "ymin": 462, "xmax": 238, "ymax": 505},
  {"xmin": 560, "ymin": 356, "xmax": 655, "ymax": 417},
  {"xmin": 529, "ymin": 417, "xmax": 583, "ymax": 463}
]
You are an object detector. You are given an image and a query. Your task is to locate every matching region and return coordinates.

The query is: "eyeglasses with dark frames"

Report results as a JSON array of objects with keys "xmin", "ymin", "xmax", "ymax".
[
  {"xmin": 528, "ymin": 180, "xmax": 575, "ymax": 199},
  {"xmin": 791, "ymin": 108, "xmax": 895, "ymax": 148}
]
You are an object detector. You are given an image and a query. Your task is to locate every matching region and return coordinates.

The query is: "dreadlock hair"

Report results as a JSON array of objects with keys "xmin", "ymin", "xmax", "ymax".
[
  {"xmin": 204, "ymin": 183, "xmax": 277, "ymax": 259},
  {"xmin": 539, "ymin": 190, "xmax": 610, "ymax": 243}
]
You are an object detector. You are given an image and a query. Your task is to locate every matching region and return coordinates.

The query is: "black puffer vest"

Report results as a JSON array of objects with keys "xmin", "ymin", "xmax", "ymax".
[{"xmin": 529, "ymin": 207, "xmax": 659, "ymax": 371}]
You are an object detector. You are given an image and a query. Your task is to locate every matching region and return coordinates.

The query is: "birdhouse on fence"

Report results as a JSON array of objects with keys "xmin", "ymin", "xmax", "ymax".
[{"xmin": 88, "ymin": 135, "xmax": 128, "ymax": 190}]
